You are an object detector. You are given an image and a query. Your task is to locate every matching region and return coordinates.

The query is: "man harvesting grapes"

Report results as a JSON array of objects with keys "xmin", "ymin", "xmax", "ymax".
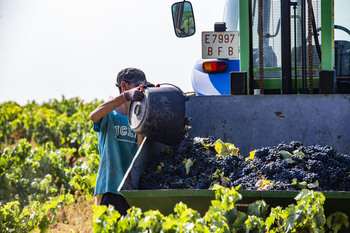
[{"xmin": 89, "ymin": 67, "xmax": 149, "ymax": 216}]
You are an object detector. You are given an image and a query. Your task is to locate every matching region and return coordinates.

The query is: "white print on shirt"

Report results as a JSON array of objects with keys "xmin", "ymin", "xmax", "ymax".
[{"xmin": 114, "ymin": 125, "xmax": 137, "ymax": 139}]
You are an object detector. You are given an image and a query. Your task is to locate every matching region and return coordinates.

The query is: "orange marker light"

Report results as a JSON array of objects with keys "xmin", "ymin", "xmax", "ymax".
[{"xmin": 202, "ymin": 61, "xmax": 227, "ymax": 73}]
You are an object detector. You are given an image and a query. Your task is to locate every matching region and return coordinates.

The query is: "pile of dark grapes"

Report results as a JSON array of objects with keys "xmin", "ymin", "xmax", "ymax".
[{"xmin": 139, "ymin": 136, "xmax": 350, "ymax": 191}]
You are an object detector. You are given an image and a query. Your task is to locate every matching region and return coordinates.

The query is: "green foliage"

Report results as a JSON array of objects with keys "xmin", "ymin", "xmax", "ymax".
[
  {"xmin": 0, "ymin": 194, "xmax": 74, "ymax": 233},
  {"xmin": 214, "ymin": 139, "xmax": 240, "ymax": 159},
  {"xmin": 0, "ymin": 101, "xmax": 23, "ymax": 149},
  {"xmin": 265, "ymin": 189, "xmax": 326, "ymax": 233},
  {"xmin": 0, "ymin": 96, "xmax": 102, "ymax": 152},
  {"xmin": 183, "ymin": 158, "xmax": 194, "ymax": 175},
  {"xmin": 247, "ymin": 200, "xmax": 269, "ymax": 219},
  {"xmin": 0, "ymin": 97, "xmax": 101, "ymax": 231},
  {"xmin": 93, "ymin": 186, "xmax": 349, "ymax": 233},
  {"xmin": 0, "ymin": 139, "xmax": 90, "ymax": 207},
  {"xmin": 326, "ymin": 212, "xmax": 349, "ymax": 233}
]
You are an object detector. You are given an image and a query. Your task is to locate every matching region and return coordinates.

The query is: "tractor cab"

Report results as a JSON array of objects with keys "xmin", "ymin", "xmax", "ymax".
[{"xmin": 172, "ymin": 0, "xmax": 350, "ymax": 95}]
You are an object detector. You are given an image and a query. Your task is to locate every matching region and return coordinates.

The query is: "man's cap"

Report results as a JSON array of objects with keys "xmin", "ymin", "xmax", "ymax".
[{"xmin": 116, "ymin": 68, "xmax": 146, "ymax": 87}]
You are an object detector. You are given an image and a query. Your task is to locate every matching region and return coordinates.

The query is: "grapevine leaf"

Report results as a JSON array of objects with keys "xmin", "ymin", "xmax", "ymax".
[
  {"xmin": 282, "ymin": 205, "xmax": 297, "ymax": 232},
  {"xmin": 314, "ymin": 211, "xmax": 326, "ymax": 228},
  {"xmin": 214, "ymin": 139, "xmax": 239, "ymax": 159},
  {"xmin": 93, "ymin": 205, "xmax": 108, "ymax": 222},
  {"xmin": 298, "ymin": 181, "xmax": 307, "ymax": 188},
  {"xmin": 333, "ymin": 224, "xmax": 342, "ymax": 233},
  {"xmin": 245, "ymin": 215, "xmax": 264, "ymax": 231},
  {"xmin": 226, "ymin": 143, "xmax": 239, "ymax": 156},
  {"xmin": 327, "ymin": 214, "xmax": 333, "ymax": 228},
  {"xmin": 294, "ymin": 204, "xmax": 306, "ymax": 225},
  {"xmin": 247, "ymin": 200, "xmax": 268, "ymax": 217},
  {"xmin": 295, "ymin": 189, "xmax": 310, "ymax": 202},
  {"xmin": 280, "ymin": 150, "xmax": 295, "ymax": 163},
  {"xmin": 265, "ymin": 215, "xmax": 276, "ymax": 230},
  {"xmin": 280, "ymin": 150, "xmax": 292, "ymax": 158},
  {"xmin": 232, "ymin": 211, "xmax": 247, "ymax": 229},
  {"xmin": 214, "ymin": 139, "xmax": 228, "ymax": 155},
  {"xmin": 293, "ymin": 149, "xmax": 305, "ymax": 158},
  {"xmin": 345, "ymin": 213, "xmax": 350, "ymax": 227},
  {"xmin": 327, "ymin": 212, "xmax": 350, "ymax": 232},
  {"xmin": 284, "ymin": 158, "xmax": 295, "ymax": 164},
  {"xmin": 245, "ymin": 150, "xmax": 256, "ymax": 162},
  {"xmin": 183, "ymin": 159, "xmax": 194, "ymax": 175},
  {"xmin": 291, "ymin": 179, "xmax": 298, "ymax": 186},
  {"xmin": 255, "ymin": 179, "xmax": 274, "ymax": 190},
  {"xmin": 265, "ymin": 206, "xmax": 283, "ymax": 230},
  {"xmin": 307, "ymin": 181, "xmax": 319, "ymax": 189},
  {"xmin": 162, "ymin": 216, "xmax": 178, "ymax": 231},
  {"xmin": 38, "ymin": 215, "xmax": 50, "ymax": 233}
]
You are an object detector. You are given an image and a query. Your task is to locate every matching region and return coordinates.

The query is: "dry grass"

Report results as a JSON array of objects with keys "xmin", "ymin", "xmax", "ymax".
[{"xmin": 49, "ymin": 193, "xmax": 94, "ymax": 233}]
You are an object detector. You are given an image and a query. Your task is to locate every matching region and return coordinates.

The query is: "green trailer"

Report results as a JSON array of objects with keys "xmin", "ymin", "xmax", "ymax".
[
  {"xmin": 119, "ymin": 137, "xmax": 350, "ymax": 217},
  {"xmin": 120, "ymin": 188, "xmax": 350, "ymax": 217}
]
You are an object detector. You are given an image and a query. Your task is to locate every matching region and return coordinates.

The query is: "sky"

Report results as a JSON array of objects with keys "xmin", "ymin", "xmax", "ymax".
[
  {"xmin": 0, "ymin": 0, "xmax": 226, "ymax": 105},
  {"xmin": 0, "ymin": 0, "xmax": 349, "ymax": 106}
]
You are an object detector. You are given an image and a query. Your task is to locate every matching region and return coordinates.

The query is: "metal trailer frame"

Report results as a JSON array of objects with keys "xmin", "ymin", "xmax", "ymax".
[{"xmin": 120, "ymin": 94, "xmax": 350, "ymax": 216}]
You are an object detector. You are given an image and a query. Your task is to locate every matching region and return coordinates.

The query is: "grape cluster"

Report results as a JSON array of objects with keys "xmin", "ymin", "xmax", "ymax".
[
  {"xmin": 236, "ymin": 142, "xmax": 350, "ymax": 191},
  {"xmin": 139, "ymin": 132, "xmax": 350, "ymax": 191},
  {"xmin": 140, "ymin": 136, "xmax": 241, "ymax": 190}
]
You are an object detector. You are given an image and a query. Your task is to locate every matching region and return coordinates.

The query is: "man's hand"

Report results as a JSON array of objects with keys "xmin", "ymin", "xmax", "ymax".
[{"xmin": 123, "ymin": 87, "xmax": 144, "ymax": 102}]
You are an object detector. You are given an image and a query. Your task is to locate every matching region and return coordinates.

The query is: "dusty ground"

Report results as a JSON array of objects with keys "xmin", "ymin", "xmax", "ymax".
[{"xmin": 49, "ymin": 194, "xmax": 94, "ymax": 233}]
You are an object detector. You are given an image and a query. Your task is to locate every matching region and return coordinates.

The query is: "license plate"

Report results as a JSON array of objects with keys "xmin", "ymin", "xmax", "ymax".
[{"xmin": 202, "ymin": 31, "xmax": 239, "ymax": 59}]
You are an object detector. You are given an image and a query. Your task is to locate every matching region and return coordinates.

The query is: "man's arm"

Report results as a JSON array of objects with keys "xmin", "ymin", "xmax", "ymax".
[
  {"xmin": 89, "ymin": 87, "xmax": 144, "ymax": 122},
  {"xmin": 137, "ymin": 134, "xmax": 145, "ymax": 148},
  {"xmin": 89, "ymin": 95, "xmax": 126, "ymax": 122}
]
